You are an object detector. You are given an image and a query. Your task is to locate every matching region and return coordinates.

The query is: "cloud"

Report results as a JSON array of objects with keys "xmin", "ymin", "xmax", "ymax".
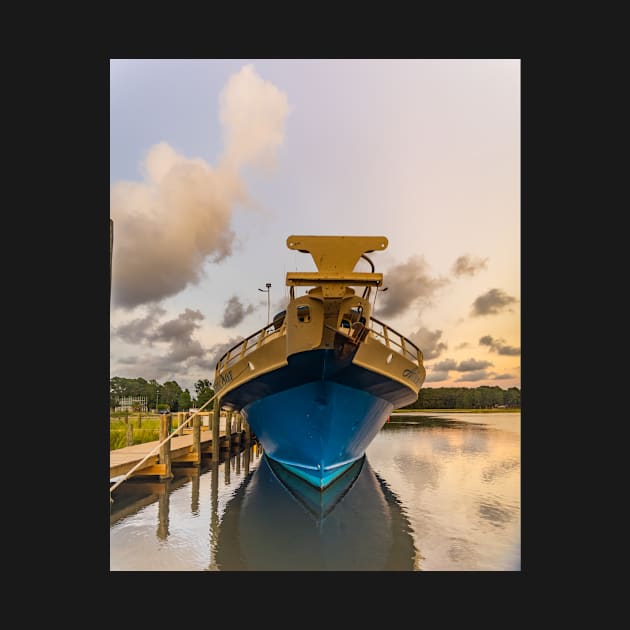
[
  {"xmin": 423, "ymin": 357, "xmax": 494, "ymax": 383},
  {"xmin": 432, "ymin": 358, "xmax": 457, "ymax": 371},
  {"xmin": 452, "ymin": 255, "xmax": 488, "ymax": 277},
  {"xmin": 455, "ymin": 370, "xmax": 491, "ymax": 382},
  {"xmin": 113, "ymin": 307, "xmax": 216, "ymax": 386},
  {"xmin": 471, "ymin": 289, "xmax": 518, "ymax": 317},
  {"xmin": 479, "ymin": 335, "xmax": 520, "ymax": 356},
  {"xmin": 409, "ymin": 327, "xmax": 448, "ymax": 360},
  {"xmin": 425, "ymin": 371, "xmax": 450, "ymax": 382},
  {"xmin": 221, "ymin": 296, "xmax": 255, "ymax": 328},
  {"xmin": 207, "ymin": 336, "xmax": 245, "ymax": 371},
  {"xmin": 455, "ymin": 342, "xmax": 470, "ymax": 350},
  {"xmin": 220, "ymin": 64, "xmax": 291, "ymax": 170},
  {"xmin": 111, "ymin": 64, "xmax": 290, "ymax": 309},
  {"xmin": 114, "ymin": 305, "xmax": 166, "ymax": 344},
  {"xmin": 456, "ymin": 358, "xmax": 494, "ymax": 372},
  {"xmin": 375, "ymin": 256, "xmax": 448, "ymax": 318},
  {"xmin": 491, "ymin": 373, "xmax": 515, "ymax": 380},
  {"xmin": 271, "ymin": 296, "xmax": 289, "ymax": 314},
  {"xmin": 148, "ymin": 308, "xmax": 204, "ymax": 344},
  {"xmin": 117, "ymin": 356, "xmax": 139, "ymax": 365}
]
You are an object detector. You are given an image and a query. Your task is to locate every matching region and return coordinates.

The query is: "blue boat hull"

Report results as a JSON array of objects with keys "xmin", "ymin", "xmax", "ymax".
[{"xmin": 221, "ymin": 346, "xmax": 417, "ymax": 489}]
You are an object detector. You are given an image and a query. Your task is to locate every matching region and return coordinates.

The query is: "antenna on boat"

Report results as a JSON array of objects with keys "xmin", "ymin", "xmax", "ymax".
[{"xmin": 372, "ymin": 285, "xmax": 388, "ymax": 314}]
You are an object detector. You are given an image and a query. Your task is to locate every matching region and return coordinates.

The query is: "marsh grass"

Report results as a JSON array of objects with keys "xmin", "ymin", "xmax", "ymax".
[{"xmin": 110, "ymin": 414, "xmax": 164, "ymax": 450}]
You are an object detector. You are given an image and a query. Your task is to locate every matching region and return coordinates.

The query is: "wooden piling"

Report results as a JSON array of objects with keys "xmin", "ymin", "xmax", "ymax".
[
  {"xmin": 237, "ymin": 412, "xmax": 243, "ymax": 433},
  {"xmin": 159, "ymin": 414, "xmax": 173, "ymax": 479},
  {"xmin": 236, "ymin": 451, "xmax": 241, "ymax": 475},
  {"xmin": 212, "ymin": 401, "xmax": 221, "ymax": 460},
  {"xmin": 244, "ymin": 418, "xmax": 251, "ymax": 443},
  {"xmin": 209, "ymin": 463, "xmax": 219, "ymax": 565},
  {"xmin": 224, "ymin": 454, "xmax": 231, "ymax": 485},
  {"xmin": 191, "ymin": 469, "xmax": 200, "ymax": 515},
  {"xmin": 157, "ymin": 482, "xmax": 170, "ymax": 540},
  {"xmin": 244, "ymin": 444, "xmax": 251, "ymax": 475},
  {"xmin": 192, "ymin": 415, "xmax": 201, "ymax": 465},
  {"xmin": 226, "ymin": 410, "xmax": 233, "ymax": 444},
  {"xmin": 126, "ymin": 423, "xmax": 133, "ymax": 447}
]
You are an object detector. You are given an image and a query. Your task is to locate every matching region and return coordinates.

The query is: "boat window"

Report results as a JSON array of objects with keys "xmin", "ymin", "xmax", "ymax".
[
  {"xmin": 297, "ymin": 305, "xmax": 311, "ymax": 323},
  {"xmin": 340, "ymin": 319, "xmax": 351, "ymax": 329}
]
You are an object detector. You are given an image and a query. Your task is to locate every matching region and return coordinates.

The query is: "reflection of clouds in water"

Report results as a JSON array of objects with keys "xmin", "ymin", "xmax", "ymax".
[
  {"xmin": 429, "ymin": 434, "xmax": 454, "ymax": 454},
  {"xmin": 361, "ymin": 415, "xmax": 520, "ymax": 570},
  {"xmin": 392, "ymin": 454, "xmax": 441, "ymax": 492},
  {"xmin": 447, "ymin": 537, "xmax": 478, "ymax": 564},
  {"xmin": 477, "ymin": 498, "xmax": 517, "ymax": 529},
  {"xmin": 482, "ymin": 458, "xmax": 520, "ymax": 483},
  {"xmin": 424, "ymin": 426, "xmax": 488, "ymax": 456},
  {"xmin": 461, "ymin": 430, "xmax": 489, "ymax": 455}
]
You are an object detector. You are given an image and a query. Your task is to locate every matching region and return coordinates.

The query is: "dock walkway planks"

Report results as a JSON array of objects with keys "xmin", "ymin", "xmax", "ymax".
[{"xmin": 110, "ymin": 427, "xmax": 235, "ymax": 478}]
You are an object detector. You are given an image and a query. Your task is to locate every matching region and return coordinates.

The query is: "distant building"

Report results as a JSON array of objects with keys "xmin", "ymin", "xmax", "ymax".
[{"xmin": 115, "ymin": 396, "xmax": 148, "ymax": 412}]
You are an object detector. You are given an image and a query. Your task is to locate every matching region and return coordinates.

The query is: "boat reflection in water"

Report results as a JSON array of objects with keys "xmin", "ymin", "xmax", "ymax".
[{"xmin": 216, "ymin": 453, "xmax": 419, "ymax": 570}]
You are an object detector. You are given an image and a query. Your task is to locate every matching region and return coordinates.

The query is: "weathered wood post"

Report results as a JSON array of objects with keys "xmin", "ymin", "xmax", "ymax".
[
  {"xmin": 159, "ymin": 413, "xmax": 173, "ymax": 479},
  {"xmin": 138, "ymin": 413, "xmax": 142, "ymax": 428},
  {"xmin": 244, "ymin": 418, "xmax": 251, "ymax": 443},
  {"xmin": 192, "ymin": 415, "xmax": 201, "ymax": 465},
  {"xmin": 126, "ymin": 423, "xmax": 133, "ymax": 447},
  {"xmin": 244, "ymin": 443, "xmax": 251, "ymax": 475},
  {"xmin": 226, "ymin": 410, "xmax": 233, "ymax": 446},
  {"xmin": 124, "ymin": 409, "xmax": 129, "ymax": 425},
  {"xmin": 224, "ymin": 454, "xmax": 231, "ymax": 485},
  {"xmin": 237, "ymin": 412, "xmax": 243, "ymax": 434},
  {"xmin": 191, "ymin": 469, "xmax": 200, "ymax": 515},
  {"xmin": 212, "ymin": 400, "xmax": 221, "ymax": 460},
  {"xmin": 209, "ymin": 462, "xmax": 219, "ymax": 568},
  {"xmin": 236, "ymin": 450, "xmax": 241, "ymax": 475},
  {"xmin": 157, "ymin": 482, "xmax": 170, "ymax": 540}
]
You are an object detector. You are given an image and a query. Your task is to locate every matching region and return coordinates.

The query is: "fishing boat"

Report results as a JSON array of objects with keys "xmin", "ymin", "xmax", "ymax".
[{"xmin": 213, "ymin": 235, "xmax": 426, "ymax": 489}]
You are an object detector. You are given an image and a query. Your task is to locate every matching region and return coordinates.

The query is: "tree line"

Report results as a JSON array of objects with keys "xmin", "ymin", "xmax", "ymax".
[
  {"xmin": 402, "ymin": 385, "xmax": 521, "ymax": 409},
  {"xmin": 110, "ymin": 377, "xmax": 215, "ymax": 412},
  {"xmin": 111, "ymin": 377, "xmax": 520, "ymax": 412}
]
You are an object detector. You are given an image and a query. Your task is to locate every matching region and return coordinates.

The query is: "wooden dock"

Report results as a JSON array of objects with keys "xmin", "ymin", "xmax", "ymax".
[{"xmin": 110, "ymin": 411, "xmax": 253, "ymax": 480}]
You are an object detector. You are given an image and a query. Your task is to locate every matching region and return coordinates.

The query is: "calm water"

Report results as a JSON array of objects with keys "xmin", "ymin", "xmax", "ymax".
[{"xmin": 109, "ymin": 412, "xmax": 520, "ymax": 571}]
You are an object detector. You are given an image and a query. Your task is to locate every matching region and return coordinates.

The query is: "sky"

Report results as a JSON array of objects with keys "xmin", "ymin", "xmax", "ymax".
[{"xmin": 110, "ymin": 59, "xmax": 520, "ymax": 395}]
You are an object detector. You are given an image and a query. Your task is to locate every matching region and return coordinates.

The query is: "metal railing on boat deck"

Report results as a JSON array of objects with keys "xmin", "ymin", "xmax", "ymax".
[
  {"xmin": 368, "ymin": 317, "xmax": 422, "ymax": 365},
  {"xmin": 215, "ymin": 316, "xmax": 422, "ymax": 376},
  {"xmin": 217, "ymin": 320, "xmax": 287, "ymax": 372}
]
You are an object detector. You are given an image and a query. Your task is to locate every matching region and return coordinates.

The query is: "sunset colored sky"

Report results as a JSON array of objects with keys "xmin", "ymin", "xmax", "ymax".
[{"xmin": 110, "ymin": 59, "xmax": 520, "ymax": 395}]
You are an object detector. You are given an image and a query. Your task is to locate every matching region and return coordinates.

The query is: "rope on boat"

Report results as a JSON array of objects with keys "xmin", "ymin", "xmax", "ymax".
[{"xmin": 109, "ymin": 362, "xmax": 253, "ymax": 502}]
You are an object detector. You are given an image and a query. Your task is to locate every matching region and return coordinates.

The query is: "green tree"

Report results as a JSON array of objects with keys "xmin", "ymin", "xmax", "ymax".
[
  {"xmin": 162, "ymin": 380, "xmax": 183, "ymax": 412},
  {"xmin": 197, "ymin": 384, "xmax": 215, "ymax": 409},
  {"xmin": 195, "ymin": 379, "xmax": 211, "ymax": 396},
  {"xmin": 178, "ymin": 389, "xmax": 192, "ymax": 411}
]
